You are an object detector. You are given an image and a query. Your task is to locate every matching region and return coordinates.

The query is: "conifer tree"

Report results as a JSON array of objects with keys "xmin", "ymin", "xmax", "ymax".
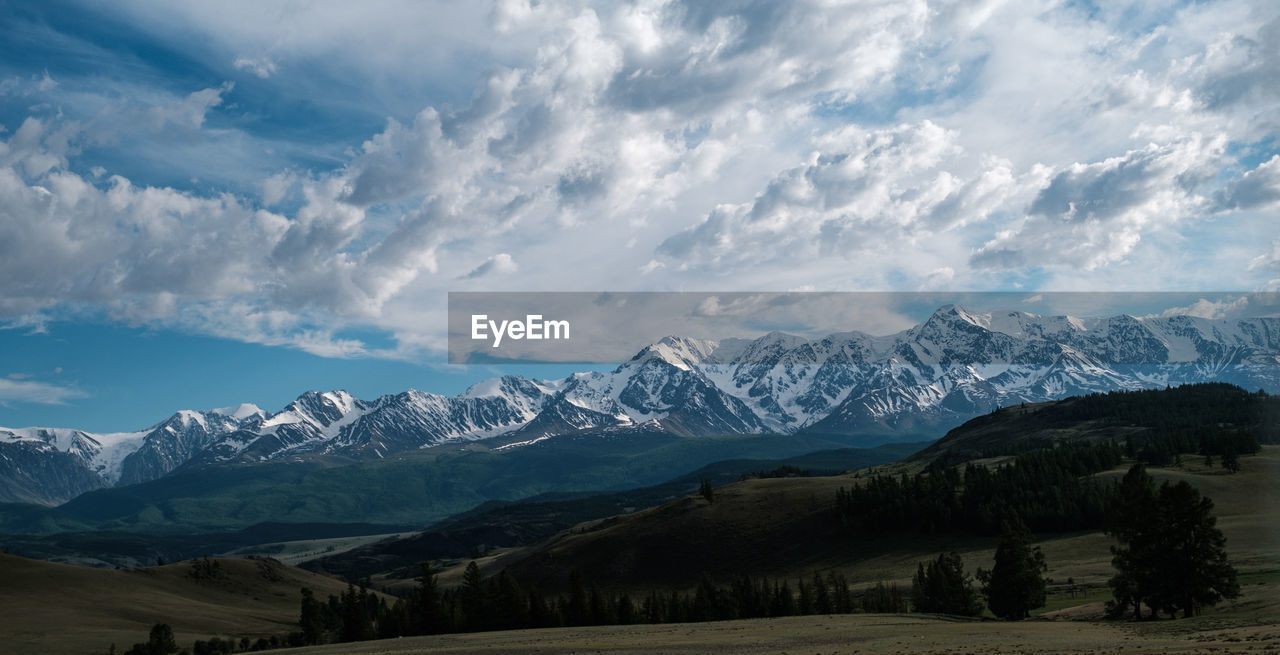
[
  {"xmin": 977, "ymin": 517, "xmax": 1047, "ymax": 620},
  {"xmin": 911, "ymin": 552, "xmax": 982, "ymax": 616},
  {"xmin": 1148, "ymin": 481, "xmax": 1239, "ymax": 617}
]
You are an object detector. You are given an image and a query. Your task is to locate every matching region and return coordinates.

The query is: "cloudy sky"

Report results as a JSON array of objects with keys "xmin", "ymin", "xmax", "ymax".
[{"xmin": 1, "ymin": 0, "xmax": 1277, "ymax": 430}]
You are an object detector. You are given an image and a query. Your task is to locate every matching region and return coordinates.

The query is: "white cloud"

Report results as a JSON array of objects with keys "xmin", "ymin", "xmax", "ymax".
[
  {"xmin": 1, "ymin": 0, "xmax": 1278, "ymax": 360},
  {"xmin": 1250, "ymin": 239, "xmax": 1280, "ymax": 291},
  {"xmin": 1215, "ymin": 155, "xmax": 1280, "ymax": 211},
  {"xmin": 1153, "ymin": 296, "xmax": 1253, "ymax": 320},
  {"xmin": 462, "ymin": 253, "xmax": 519, "ymax": 280},
  {"xmin": 144, "ymin": 82, "xmax": 233, "ymax": 132},
  {"xmin": 0, "ymin": 377, "xmax": 87, "ymax": 406},
  {"xmin": 657, "ymin": 121, "xmax": 1020, "ymax": 271},
  {"xmin": 233, "ymin": 55, "xmax": 278, "ymax": 79},
  {"xmin": 972, "ymin": 136, "xmax": 1225, "ymax": 271}
]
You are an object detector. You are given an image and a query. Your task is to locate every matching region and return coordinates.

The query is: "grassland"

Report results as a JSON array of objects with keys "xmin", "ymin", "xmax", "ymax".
[
  {"xmin": 373, "ymin": 447, "xmax": 1278, "ymax": 654},
  {"xmin": 0, "ymin": 554, "xmax": 355, "ymax": 655},
  {"xmin": 2, "ymin": 446, "xmax": 1275, "ymax": 654},
  {"xmin": 469, "ymin": 446, "xmax": 1279, "ymax": 598},
  {"xmin": 269, "ymin": 609, "xmax": 1280, "ymax": 654}
]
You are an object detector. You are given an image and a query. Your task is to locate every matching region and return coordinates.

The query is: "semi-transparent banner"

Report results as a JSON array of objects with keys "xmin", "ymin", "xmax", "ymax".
[{"xmin": 447, "ymin": 292, "xmax": 1280, "ymax": 373}]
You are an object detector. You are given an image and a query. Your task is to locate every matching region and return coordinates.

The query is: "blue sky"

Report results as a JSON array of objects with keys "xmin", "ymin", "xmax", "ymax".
[{"xmin": 1, "ymin": 0, "xmax": 1278, "ymax": 430}]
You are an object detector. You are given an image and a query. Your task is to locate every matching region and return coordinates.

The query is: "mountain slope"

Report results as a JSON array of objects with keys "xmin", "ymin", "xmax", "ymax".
[{"xmin": 40, "ymin": 430, "xmax": 881, "ymax": 533}]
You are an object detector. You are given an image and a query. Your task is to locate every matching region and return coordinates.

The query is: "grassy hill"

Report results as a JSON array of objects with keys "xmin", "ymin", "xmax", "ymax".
[
  {"xmin": 908, "ymin": 382, "xmax": 1279, "ymax": 466},
  {"xmin": 301, "ymin": 442, "xmax": 924, "ymax": 581},
  {"xmin": 0, "ymin": 554, "xmax": 359, "ymax": 655},
  {"xmin": 450, "ymin": 387, "xmax": 1278, "ymax": 597}
]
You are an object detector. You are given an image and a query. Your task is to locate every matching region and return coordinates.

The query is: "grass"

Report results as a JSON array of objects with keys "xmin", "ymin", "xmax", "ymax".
[
  {"xmin": 277, "ymin": 446, "xmax": 1278, "ymax": 653},
  {"xmin": 267, "ymin": 613, "xmax": 1280, "ymax": 654},
  {"xmin": 0, "ymin": 553, "xmax": 356, "ymax": 655}
]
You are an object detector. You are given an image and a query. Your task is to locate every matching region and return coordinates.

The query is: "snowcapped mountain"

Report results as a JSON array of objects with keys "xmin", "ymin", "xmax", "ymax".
[
  {"xmin": 192, "ymin": 377, "xmax": 561, "ymax": 464},
  {"xmin": 2, "ymin": 305, "xmax": 1277, "ymax": 505},
  {"xmin": 116, "ymin": 405, "xmax": 266, "ymax": 485},
  {"xmin": 0, "ymin": 405, "xmax": 266, "ymax": 504}
]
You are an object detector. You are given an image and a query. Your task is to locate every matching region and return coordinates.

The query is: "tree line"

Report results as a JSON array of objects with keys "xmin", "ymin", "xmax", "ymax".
[
  {"xmin": 835, "ymin": 441, "xmax": 1123, "ymax": 536},
  {"xmin": 294, "ymin": 562, "xmax": 918, "ymax": 645}
]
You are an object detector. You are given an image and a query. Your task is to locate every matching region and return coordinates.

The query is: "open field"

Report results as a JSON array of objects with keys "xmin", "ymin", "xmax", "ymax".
[{"xmin": 271, "ymin": 608, "xmax": 1280, "ymax": 655}]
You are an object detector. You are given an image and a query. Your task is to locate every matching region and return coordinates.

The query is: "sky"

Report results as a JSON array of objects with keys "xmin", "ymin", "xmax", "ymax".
[{"xmin": 1, "ymin": 0, "xmax": 1278, "ymax": 431}]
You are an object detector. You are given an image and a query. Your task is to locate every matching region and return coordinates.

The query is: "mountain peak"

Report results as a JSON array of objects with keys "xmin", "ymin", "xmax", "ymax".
[
  {"xmin": 631, "ymin": 335, "xmax": 722, "ymax": 370},
  {"xmin": 209, "ymin": 403, "xmax": 265, "ymax": 420}
]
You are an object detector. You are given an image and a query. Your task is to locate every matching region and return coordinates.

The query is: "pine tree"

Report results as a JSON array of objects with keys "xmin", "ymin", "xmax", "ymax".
[
  {"xmin": 144, "ymin": 623, "xmax": 177, "ymax": 655},
  {"xmin": 1148, "ymin": 481, "xmax": 1240, "ymax": 617},
  {"xmin": 977, "ymin": 517, "xmax": 1048, "ymax": 620},
  {"xmin": 1220, "ymin": 447, "xmax": 1240, "ymax": 473},
  {"xmin": 417, "ymin": 562, "xmax": 447, "ymax": 634},
  {"xmin": 459, "ymin": 561, "xmax": 487, "ymax": 631},
  {"xmin": 566, "ymin": 570, "xmax": 589, "ymax": 626},
  {"xmin": 1106, "ymin": 463, "xmax": 1159, "ymax": 619},
  {"xmin": 1107, "ymin": 465, "xmax": 1240, "ymax": 619},
  {"xmin": 337, "ymin": 582, "xmax": 375, "ymax": 642},
  {"xmin": 299, "ymin": 587, "xmax": 326, "ymax": 645},
  {"xmin": 911, "ymin": 552, "xmax": 982, "ymax": 616},
  {"xmin": 495, "ymin": 570, "xmax": 527, "ymax": 630},
  {"xmin": 699, "ymin": 479, "xmax": 715, "ymax": 503}
]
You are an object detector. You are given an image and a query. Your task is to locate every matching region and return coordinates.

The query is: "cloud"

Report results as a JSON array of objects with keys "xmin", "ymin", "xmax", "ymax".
[
  {"xmin": 1192, "ymin": 16, "xmax": 1280, "ymax": 113},
  {"xmin": 462, "ymin": 253, "xmax": 519, "ymax": 280},
  {"xmin": 233, "ymin": 55, "xmax": 278, "ymax": 79},
  {"xmin": 1, "ymin": 0, "xmax": 1279, "ymax": 361},
  {"xmin": 1250, "ymin": 239, "xmax": 1280, "ymax": 291},
  {"xmin": 972, "ymin": 136, "xmax": 1224, "ymax": 271},
  {"xmin": 144, "ymin": 82, "xmax": 233, "ymax": 132},
  {"xmin": 1214, "ymin": 155, "xmax": 1280, "ymax": 211},
  {"xmin": 1152, "ymin": 296, "xmax": 1254, "ymax": 321},
  {"xmin": 0, "ymin": 377, "xmax": 87, "ymax": 406},
  {"xmin": 657, "ymin": 121, "xmax": 1019, "ymax": 271},
  {"xmin": 0, "ymin": 118, "xmax": 290, "ymax": 317}
]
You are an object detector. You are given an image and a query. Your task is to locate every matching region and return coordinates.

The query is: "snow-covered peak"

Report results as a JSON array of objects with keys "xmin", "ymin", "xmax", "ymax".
[
  {"xmin": 629, "ymin": 335, "xmax": 722, "ymax": 370},
  {"xmin": 175, "ymin": 409, "xmax": 207, "ymax": 429},
  {"xmin": 0, "ymin": 426, "xmax": 93, "ymax": 452},
  {"xmin": 209, "ymin": 402, "xmax": 265, "ymax": 420}
]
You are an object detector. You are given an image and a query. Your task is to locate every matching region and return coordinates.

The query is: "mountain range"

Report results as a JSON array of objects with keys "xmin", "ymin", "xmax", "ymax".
[{"xmin": 3, "ymin": 305, "xmax": 1277, "ymax": 505}]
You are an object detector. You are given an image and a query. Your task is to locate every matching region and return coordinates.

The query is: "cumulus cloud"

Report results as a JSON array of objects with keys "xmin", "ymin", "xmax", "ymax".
[
  {"xmin": 0, "ymin": 114, "xmax": 297, "ymax": 323},
  {"xmin": 1191, "ymin": 16, "xmax": 1280, "ymax": 114},
  {"xmin": 1214, "ymin": 155, "xmax": 1280, "ymax": 211},
  {"xmin": 971, "ymin": 136, "xmax": 1224, "ymax": 271},
  {"xmin": 657, "ymin": 121, "xmax": 1019, "ymax": 270},
  {"xmin": 2, "ymin": 0, "xmax": 1279, "ymax": 360}
]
